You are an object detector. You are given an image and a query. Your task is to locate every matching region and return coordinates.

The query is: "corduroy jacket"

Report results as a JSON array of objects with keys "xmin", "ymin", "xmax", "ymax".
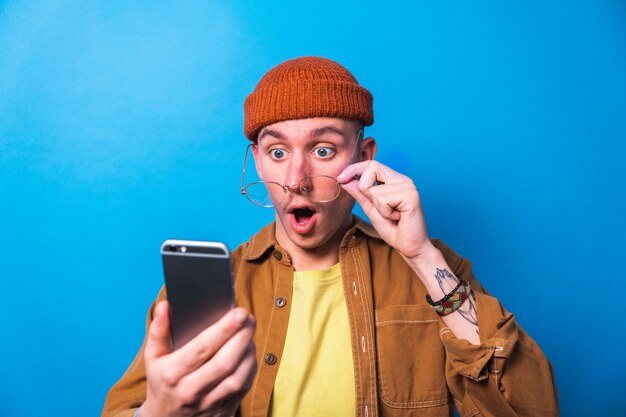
[{"xmin": 102, "ymin": 216, "xmax": 558, "ymax": 417}]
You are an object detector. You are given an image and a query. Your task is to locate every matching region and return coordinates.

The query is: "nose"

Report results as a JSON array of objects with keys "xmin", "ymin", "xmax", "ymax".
[{"xmin": 285, "ymin": 152, "xmax": 310, "ymax": 192}]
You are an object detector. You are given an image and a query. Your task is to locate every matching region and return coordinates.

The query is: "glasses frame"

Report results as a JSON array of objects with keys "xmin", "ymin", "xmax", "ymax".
[{"xmin": 240, "ymin": 130, "xmax": 363, "ymax": 208}]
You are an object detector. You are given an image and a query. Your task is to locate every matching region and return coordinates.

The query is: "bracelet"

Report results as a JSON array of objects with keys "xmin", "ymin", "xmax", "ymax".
[{"xmin": 426, "ymin": 278, "xmax": 472, "ymax": 316}]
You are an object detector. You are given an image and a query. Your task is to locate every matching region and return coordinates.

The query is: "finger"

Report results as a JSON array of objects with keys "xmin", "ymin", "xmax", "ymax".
[
  {"xmin": 176, "ymin": 315, "xmax": 256, "ymax": 399},
  {"xmin": 164, "ymin": 308, "xmax": 250, "ymax": 385},
  {"xmin": 357, "ymin": 164, "xmax": 380, "ymax": 196},
  {"xmin": 379, "ymin": 204, "xmax": 401, "ymax": 221},
  {"xmin": 339, "ymin": 161, "xmax": 380, "ymax": 208},
  {"xmin": 145, "ymin": 301, "xmax": 173, "ymax": 363},
  {"xmin": 338, "ymin": 160, "xmax": 408, "ymax": 185},
  {"xmin": 369, "ymin": 183, "xmax": 418, "ymax": 221},
  {"xmin": 343, "ymin": 170, "xmax": 406, "ymax": 220},
  {"xmin": 343, "ymin": 182, "xmax": 407, "ymax": 225},
  {"xmin": 336, "ymin": 160, "xmax": 371, "ymax": 184},
  {"xmin": 199, "ymin": 342, "xmax": 258, "ymax": 411},
  {"xmin": 345, "ymin": 182, "xmax": 395, "ymax": 224},
  {"xmin": 340, "ymin": 179, "xmax": 376, "ymax": 216}
]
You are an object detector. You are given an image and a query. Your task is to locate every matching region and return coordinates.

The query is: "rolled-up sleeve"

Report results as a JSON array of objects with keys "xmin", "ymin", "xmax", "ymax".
[{"xmin": 440, "ymin": 274, "xmax": 559, "ymax": 416}]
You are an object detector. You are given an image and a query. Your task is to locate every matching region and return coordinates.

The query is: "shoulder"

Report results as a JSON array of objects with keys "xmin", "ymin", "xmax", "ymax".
[{"xmin": 231, "ymin": 221, "xmax": 277, "ymax": 268}]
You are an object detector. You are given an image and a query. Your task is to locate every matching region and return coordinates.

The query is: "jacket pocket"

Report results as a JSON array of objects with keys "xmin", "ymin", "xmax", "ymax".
[{"xmin": 375, "ymin": 305, "xmax": 450, "ymax": 409}]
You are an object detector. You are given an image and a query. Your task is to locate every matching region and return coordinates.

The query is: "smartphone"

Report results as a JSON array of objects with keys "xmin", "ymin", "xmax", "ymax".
[{"xmin": 161, "ymin": 239, "xmax": 234, "ymax": 350}]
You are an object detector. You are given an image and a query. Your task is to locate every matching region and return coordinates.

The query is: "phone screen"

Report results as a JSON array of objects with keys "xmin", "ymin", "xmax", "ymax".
[{"xmin": 161, "ymin": 240, "xmax": 234, "ymax": 350}]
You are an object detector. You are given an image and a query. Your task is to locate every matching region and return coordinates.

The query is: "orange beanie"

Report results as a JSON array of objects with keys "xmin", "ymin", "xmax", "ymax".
[{"xmin": 243, "ymin": 56, "xmax": 374, "ymax": 140}]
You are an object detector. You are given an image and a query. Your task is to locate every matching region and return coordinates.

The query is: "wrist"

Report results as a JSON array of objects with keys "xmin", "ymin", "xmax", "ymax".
[
  {"xmin": 402, "ymin": 242, "xmax": 443, "ymax": 279},
  {"xmin": 403, "ymin": 244, "xmax": 461, "ymax": 301}
]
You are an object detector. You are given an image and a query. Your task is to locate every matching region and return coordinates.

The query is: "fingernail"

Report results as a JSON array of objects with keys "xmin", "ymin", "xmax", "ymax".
[
  {"xmin": 234, "ymin": 310, "xmax": 247, "ymax": 324},
  {"xmin": 337, "ymin": 172, "xmax": 346, "ymax": 181}
]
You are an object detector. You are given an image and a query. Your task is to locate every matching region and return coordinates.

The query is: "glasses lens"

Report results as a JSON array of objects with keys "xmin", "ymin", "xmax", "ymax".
[
  {"xmin": 300, "ymin": 176, "xmax": 340, "ymax": 202},
  {"xmin": 245, "ymin": 182, "xmax": 285, "ymax": 207}
]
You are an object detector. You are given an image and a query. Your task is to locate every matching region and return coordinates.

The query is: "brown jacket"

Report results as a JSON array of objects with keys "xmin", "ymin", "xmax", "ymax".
[{"xmin": 103, "ymin": 216, "xmax": 558, "ymax": 417}]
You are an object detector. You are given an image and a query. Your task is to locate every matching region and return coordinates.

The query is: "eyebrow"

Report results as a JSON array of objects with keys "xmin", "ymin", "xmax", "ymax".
[
  {"xmin": 309, "ymin": 126, "xmax": 347, "ymax": 139},
  {"xmin": 257, "ymin": 129, "xmax": 286, "ymax": 141}
]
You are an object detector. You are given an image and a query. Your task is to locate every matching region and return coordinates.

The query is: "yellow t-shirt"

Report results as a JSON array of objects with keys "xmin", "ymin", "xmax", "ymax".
[{"xmin": 270, "ymin": 263, "xmax": 355, "ymax": 417}]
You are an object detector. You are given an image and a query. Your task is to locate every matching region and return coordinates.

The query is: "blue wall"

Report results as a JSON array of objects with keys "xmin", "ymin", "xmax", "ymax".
[{"xmin": 1, "ymin": 1, "xmax": 624, "ymax": 416}]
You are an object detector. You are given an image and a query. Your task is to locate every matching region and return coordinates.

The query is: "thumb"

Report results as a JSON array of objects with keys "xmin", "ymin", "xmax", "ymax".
[
  {"xmin": 144, "ymin": 300, "xmax": 173, "ymax": 363},
  {"xmin": 341, "ymin": 180, "xmax": 374, "ymax": 214}
]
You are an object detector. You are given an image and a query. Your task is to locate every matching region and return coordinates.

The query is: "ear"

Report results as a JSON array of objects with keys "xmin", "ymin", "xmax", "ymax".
[
  {"xmin": 250, "ymin": 144, "xmax": 265, "ymax": 181},
  {"xmin": 359, "ymin": 137, "xmax": 377, "ymax": 161}
]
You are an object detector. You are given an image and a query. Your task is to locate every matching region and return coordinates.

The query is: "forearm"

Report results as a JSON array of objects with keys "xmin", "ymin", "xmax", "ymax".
[
  {"xmin": 404, "ymin": 244, "xmax": 480, "ymax": 345},
  {"xmin": 408, "ymin": 243, "xmax": 558, "ymax": 415}
]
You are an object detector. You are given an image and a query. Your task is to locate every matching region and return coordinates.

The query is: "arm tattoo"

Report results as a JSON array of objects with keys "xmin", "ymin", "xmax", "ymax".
[
  {"xmin": 435, "ymin": 268, "xmax": 459, "ymax": 289},
  {"xmin": 458, "ymin": 295, "xmax": 479, "ymax": 328},
  {"xmin": 434, "ymin": 268, "xmax": 479, "ymax": 332}
]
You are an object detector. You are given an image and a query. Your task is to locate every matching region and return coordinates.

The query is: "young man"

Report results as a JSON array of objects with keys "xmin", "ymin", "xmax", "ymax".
[{"xmin": 103, "ymin": 57, "xmax": 558, "ymax": 417}]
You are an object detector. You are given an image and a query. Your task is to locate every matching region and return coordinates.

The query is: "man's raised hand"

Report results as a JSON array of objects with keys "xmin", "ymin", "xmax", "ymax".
[{"xmin": 338, "ymin": 160, "xmax": 435, "ymax": 263}]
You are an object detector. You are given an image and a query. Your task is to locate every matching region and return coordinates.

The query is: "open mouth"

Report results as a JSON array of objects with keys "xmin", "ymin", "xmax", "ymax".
[
  {"xmin": 293, "ymin": 207, "xmax": 316, "ymax": 224},
  {"xmin": 288, "ymin": 205, "xmax": 318, "ymax": 234}
]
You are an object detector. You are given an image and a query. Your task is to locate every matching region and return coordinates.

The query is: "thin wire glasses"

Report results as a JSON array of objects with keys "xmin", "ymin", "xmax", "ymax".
[{"xmin": 240, "ymin": 131, "xmax": 363, "ymax": 208}]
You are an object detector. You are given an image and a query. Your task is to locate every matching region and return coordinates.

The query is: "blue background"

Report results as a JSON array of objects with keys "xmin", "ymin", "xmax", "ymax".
[{"xmin": 1, "ymin": 1, "xmax": 624, "ymax": 416}]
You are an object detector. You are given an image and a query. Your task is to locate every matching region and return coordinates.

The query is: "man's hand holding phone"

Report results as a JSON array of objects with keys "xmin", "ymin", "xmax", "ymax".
[
  {"xmin": 140, "ymin": 301, "xmax": 256, "ymax": 417},
  {"xmin": 138, "ymin": 240, "xmax": 257, "ymax": 417}
]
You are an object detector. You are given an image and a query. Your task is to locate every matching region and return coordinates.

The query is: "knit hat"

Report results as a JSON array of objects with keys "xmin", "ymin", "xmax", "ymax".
[{"xmin": 243, "ymin": 56, "xmax": 374, "ymax": 140}]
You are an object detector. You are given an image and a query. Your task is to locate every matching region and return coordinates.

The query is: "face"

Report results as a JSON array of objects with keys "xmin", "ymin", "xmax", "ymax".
[{"xmin": 251, "ymin": 117, "xmax": 376, "ymax": 254}]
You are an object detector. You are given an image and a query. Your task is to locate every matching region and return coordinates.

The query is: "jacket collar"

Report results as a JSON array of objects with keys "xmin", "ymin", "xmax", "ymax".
[{"xmin": 242, "ymin": 215, "xmax": 380, "ymax": 261}]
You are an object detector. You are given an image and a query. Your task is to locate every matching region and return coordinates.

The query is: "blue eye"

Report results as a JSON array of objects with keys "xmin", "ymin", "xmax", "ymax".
[
  {"xmin": 269, "ymin": 149, "xmax": 286, "ymax": 159},
  {"xmin": 315, "ymin": 147, "xmax": 335, "ymax": 158}
]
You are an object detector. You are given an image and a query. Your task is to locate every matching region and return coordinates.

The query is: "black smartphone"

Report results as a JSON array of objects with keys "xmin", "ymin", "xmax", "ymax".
[{"xmin": 161, "ymin": 239, "xmax": 234, "ymax": 350}]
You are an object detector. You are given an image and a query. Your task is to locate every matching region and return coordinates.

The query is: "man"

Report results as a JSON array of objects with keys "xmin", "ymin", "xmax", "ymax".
[{"xmin": 103, "ymin": 57, "xmax": 558, "ymax": 417}]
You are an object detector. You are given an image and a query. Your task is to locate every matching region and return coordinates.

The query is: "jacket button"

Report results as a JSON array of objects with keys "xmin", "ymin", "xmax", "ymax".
[
  {"xmin": 275, "ymin": 297, "xmax": 287, "ymax": 308},
  {"xmin": 272, "ymin": 250, "xmax": 282, "ymax": 261},
  {"xmin": 264, "ymin": 353, "xmax": 277, "ymax": 365}
]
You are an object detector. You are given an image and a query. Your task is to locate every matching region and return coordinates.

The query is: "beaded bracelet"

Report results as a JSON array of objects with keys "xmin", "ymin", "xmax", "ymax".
[{"xmin": 426, "ymin": 278, "xmax": 472, "ymax": 316}]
